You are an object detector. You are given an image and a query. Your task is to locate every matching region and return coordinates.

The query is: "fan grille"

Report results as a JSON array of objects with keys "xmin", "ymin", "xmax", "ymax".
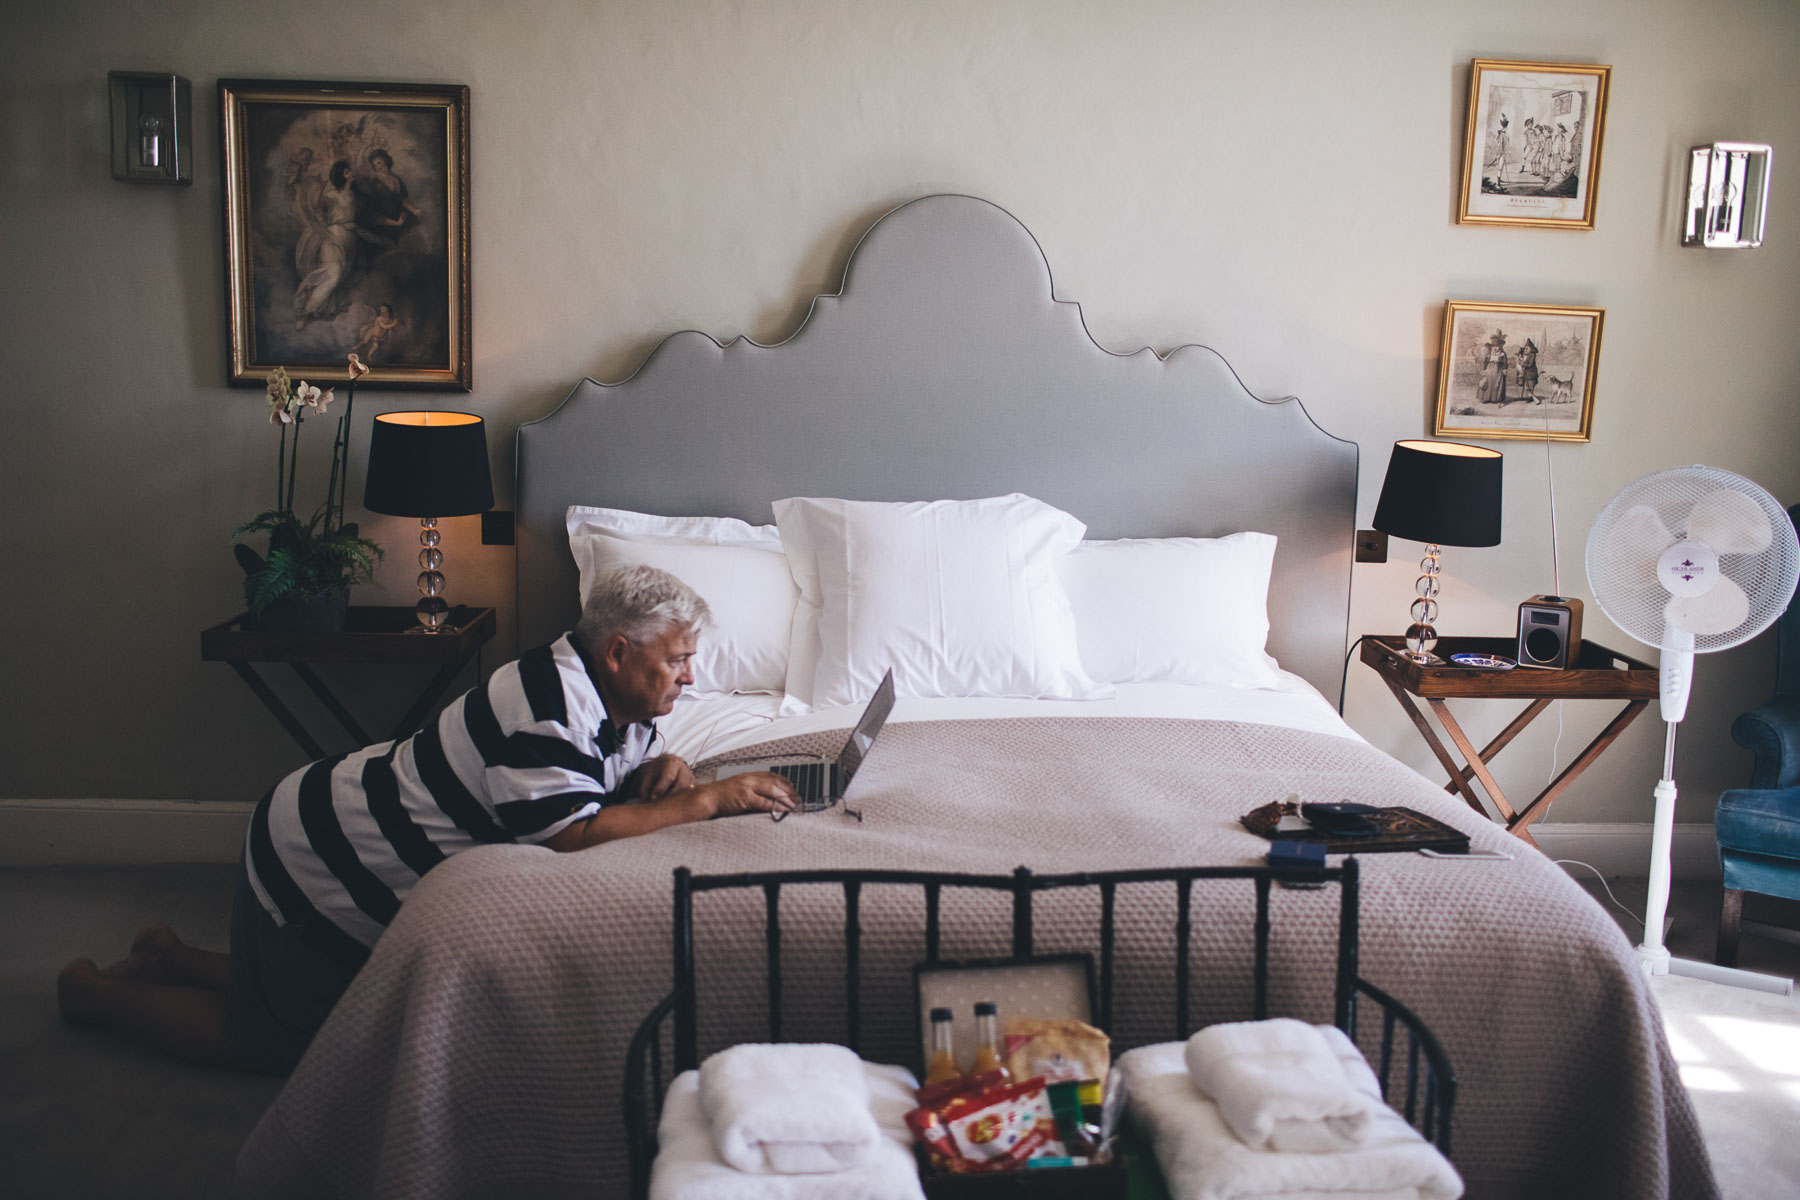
[{"xmin": 1586, "ymin": 465, "xmax": 1799, "ymax": 653}]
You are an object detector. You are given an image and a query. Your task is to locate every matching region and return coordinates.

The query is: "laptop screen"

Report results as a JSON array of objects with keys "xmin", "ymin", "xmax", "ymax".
[{"xmin": 835, "ymin": 669, "xmax": 895, "ymax": 786}]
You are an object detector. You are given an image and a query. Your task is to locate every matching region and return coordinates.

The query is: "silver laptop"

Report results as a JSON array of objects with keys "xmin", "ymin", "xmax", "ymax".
[{"xmin": 716, "ymin": 669, "xmax": 896, "ymax": 822}]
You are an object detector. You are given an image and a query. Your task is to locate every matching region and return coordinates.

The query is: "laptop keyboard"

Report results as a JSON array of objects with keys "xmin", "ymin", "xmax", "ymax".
[
  {"xmin": 772, "ymin": 761, "xmax": 835, "ymax": 808},
  {"xmin": 768, "ymin": 761, "xmax": 860, "ymax": 821}
]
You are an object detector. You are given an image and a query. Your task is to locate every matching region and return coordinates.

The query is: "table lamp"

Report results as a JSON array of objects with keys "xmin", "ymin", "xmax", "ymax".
[
  {"xmin": 1372, "ymin": 439, "xmax": 1503, "ymax": 663},
  {"xmin": 364, "ymin": 411, "xmax": 494, "ymax": 633}
]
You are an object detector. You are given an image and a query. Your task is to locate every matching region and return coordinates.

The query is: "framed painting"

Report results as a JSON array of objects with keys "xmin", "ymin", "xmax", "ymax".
[
  {"xmin": 1434, "ymin": 300, "xmax": 1604, "ymax": 442},
  {"xmin": 220, "ymin": 79, "xmax": 470, "ymax": 390},
  {"xmin": 1457, "ymin": 59, "xmax": 1611, "ymax": 230}
]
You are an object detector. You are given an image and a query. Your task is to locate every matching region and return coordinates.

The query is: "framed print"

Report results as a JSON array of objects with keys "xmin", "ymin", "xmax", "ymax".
[
  {"xmin": 1434, "ymin": 300, "xmax": 1603, "ymax": 442},
  {"xmin": 220, "ymin": 79, "xmax": 471, "ymax": 390},
  {"xmin": 1457, "ymin": 59, "xmax": 1610, "ymax": 230}
]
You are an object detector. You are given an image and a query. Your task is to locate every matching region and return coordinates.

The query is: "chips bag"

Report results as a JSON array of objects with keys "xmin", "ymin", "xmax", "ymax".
[{"xmin": 1003, "ymin": 1018, "xmax": 1110, "ymax": 1085}]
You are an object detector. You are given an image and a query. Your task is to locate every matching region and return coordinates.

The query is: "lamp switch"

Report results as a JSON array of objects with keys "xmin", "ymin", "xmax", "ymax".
[
  {"xmin": 481, "ymin": 510, "xmax": 515, "ymax": 546},
  {"xmin": 1355, "ymin": 529, "xmax": 1388, "ymax": 563}
]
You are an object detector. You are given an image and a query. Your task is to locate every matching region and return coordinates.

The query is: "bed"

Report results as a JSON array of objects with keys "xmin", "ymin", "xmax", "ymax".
[{"xmin": 236, "ymin": 195, "xmax": 1715, "ymax": 1200}]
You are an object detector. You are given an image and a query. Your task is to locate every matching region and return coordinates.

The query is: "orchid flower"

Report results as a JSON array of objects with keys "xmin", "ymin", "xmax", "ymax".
[
  {"xmin": 268, "ymin": 399, "xmax": 295, "ymax": 425},
  {"xmin": 294, "ymin": 381, "xmax": 336, "ymax": 415},
  {"xmin": 347, "ymin": 353, "xmax": 370, "ymax": 380}
]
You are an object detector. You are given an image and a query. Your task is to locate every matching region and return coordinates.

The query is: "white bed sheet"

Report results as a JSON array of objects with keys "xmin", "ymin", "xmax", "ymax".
[{"xmin": 657, "ymin": 670, "xmax": 1360, "ymax": 765}]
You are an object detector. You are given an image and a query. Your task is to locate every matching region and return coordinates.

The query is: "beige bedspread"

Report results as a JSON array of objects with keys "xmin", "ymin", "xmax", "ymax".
[{"xmin": 237, "ymin": 717, "xmax": 1715, "ymax": 1200}]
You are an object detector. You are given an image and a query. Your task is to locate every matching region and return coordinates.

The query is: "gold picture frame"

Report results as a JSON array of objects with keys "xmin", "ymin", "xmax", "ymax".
[
  {"xmin": 220, "ymin": 79, "xmax": 471, "ymax": 390},
  {"xmin": 1457, "ymin": 59, "xmax": 1611, "ymax": 230},
  {"xmin": 1434, "ymin": 300, "xmax": 1603, "ymax": 443}
]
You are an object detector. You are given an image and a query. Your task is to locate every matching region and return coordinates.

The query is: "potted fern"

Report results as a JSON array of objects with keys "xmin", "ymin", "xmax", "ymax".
[{"xmin": 233, "ymin": 356, "xmax": 383, "ymax": 632}]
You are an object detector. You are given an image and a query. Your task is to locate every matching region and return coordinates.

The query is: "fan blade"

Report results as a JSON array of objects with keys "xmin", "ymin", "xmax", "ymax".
[
  {"xmin": 1688, "ymin": 489, "xmax": 1773, "ymax": 554},
  {"xmin": 1609, "ymin": 505, "xmax": 1675, "ymax": 585},
  {"xmin": 1665, "ymin": 575, "xmax": 1749, "ymax": 636}
]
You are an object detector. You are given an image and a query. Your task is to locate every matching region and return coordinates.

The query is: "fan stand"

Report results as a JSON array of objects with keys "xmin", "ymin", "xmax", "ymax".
[{"xmin": 1639, "ymin": 721, "xmax": 1794, "ymax": 996}]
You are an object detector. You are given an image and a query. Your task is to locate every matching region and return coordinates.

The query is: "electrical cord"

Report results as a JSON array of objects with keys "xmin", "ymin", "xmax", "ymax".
[
  {"xmin": 1555, "ymin": 858, "xmax": 1647, "ymax": 930},
  {"xmin": 1548, "ymin": 697, "xmax": 1565, "ymax": 785},
  {"xmin": 1338, "ymin": 635, "xmax": 1371, "ymax": 716},
  {"xmin": 1544, "ymin": 390, "xmax": 1561, "ymax": 597}
]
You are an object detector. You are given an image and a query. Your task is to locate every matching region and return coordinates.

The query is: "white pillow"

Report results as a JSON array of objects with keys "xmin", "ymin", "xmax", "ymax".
[
  {"xmin": 1057, "ymin": 533, "xmax": 1282, "ymax": 690},
  {"xmin": 773, "ymin": 494, "xmax": 1108, "ymax": 710},
  {"xmin": 565, "ymin": 506, "xmax": 796, "ymax": 696}
]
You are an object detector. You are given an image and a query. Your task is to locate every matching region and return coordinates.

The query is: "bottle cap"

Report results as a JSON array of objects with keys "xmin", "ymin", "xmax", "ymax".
[
  {"xmin": 930, "ymin": 1006, "xmax": 954, "ymax": 1022},
  {"xmin": 974, "ymin": 1001, "xmax": 997, "ymax": 1016}
]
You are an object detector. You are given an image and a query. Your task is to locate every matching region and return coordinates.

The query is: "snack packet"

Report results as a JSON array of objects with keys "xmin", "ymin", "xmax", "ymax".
[
  {"xmin": 907, "ymin": 1076, "xmax": 1066, "ymax": 1173},
  {"xmin": 1003, "ymin": 1018, "xmax": 1110, "ymax": 1086}
]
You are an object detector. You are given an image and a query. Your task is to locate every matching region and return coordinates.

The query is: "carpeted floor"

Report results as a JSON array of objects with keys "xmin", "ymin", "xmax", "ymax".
[
  {"xmin": 0, "ymin": 864, "xmax": 280, "ymax": 1200},
  {"xmin": 2, "ymin": 862, "xmax": 1796, "ymax": 1199},
  {"xmin": 1650, "ymin": 973, "xmax": 1800, "ymax": 1198},
  {"xmin": 1570, "ymin": 871, "xmax": 1800, "ymax": 1200}
]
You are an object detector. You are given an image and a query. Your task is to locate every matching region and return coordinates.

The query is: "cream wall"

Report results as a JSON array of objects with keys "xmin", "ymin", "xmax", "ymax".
[{"xmin": 4, "ymin": 0, "xmax": 1798, "ymax": 829}]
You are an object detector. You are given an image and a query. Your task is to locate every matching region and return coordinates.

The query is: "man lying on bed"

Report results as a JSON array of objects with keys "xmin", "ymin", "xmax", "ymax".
[{"xmin": 56, "ymin": 564, "xmax": 799, "ymax": 1074}]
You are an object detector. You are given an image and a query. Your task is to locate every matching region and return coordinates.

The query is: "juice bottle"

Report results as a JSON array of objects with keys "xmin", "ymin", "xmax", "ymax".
[
  {"xmin": 969, "ymin": 1000, "xmax": 1010, "ymax": 1082},
  {"xmin": 924, "ymin": 1006, "xmax": 962, "ymax": 1086}
]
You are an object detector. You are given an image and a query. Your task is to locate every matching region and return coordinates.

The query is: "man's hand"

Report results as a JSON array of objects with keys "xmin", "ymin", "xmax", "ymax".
[
  {"xmin": 693, "ymin": 771, "xmax": 799, "ymax": 819},
  {"xmin": 635, "ymin": 754, "xmax": 695, "ymax": 802},
  {"xmin": 543, "ymin": 770, "xmax": 797, "ymax": 852}
]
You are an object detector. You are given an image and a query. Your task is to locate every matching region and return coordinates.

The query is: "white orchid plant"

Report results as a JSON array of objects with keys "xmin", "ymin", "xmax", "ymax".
[{"xmin": 233, "ymin": 355, "xmax": 382, "ymax": 617}]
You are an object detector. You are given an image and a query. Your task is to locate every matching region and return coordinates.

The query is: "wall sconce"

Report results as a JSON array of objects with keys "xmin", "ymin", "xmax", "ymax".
[
  {"xmin": 109, "ymin": 72, "xmax": 192, "ymax": 184},
  {"xmin": 1683, "ymin": 142, "xmax": 1771, "ymax": 248}
]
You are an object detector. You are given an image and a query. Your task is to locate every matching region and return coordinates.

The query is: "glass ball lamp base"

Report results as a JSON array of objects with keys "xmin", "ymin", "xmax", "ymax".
[
  {"xmin": 410, "ymin": 595, "xmax": 454, "ymax": 634},
  {"xmin": 1402, "ymin": 623, "xmax": 1440, "ymax": 665},
  {"xmin": 405, "ymin": 517, "xmax": 460, "ymax": 634},
  {"xmin": 1401, "ymin": 543, "xmax": 1443, "ymax": 664}
]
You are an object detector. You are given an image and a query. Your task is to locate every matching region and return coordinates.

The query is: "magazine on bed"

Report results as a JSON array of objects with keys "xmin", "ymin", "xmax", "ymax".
[{"xmin": 1239, "ymin": 801, "xmax": 1472, "ymax": 854}]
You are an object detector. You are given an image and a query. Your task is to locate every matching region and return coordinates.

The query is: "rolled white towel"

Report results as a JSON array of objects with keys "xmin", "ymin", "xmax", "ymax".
[
  {"xmin": 1119, "ymin": 1040, "xmax": 1463, "ymax": 1200},
  {"xmin": 698, "ymin": 1043, "xmax": 881, "ymax": 1175},
  {"xmin": 654, "ymin": 1061, "xmax": 925, "ymax": 1200},
  {"xmin": 1185, "ymin": 1019, "xmax": 1378, "ymax": 1153}
]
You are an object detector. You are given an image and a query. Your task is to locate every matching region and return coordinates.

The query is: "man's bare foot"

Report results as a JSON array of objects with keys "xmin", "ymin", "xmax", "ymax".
[
  {"xmin": 57, "ymin": 958, "xmax": 112, "ymax": 1025},
  {"xmin": 98, "ymin": 922, "xmax": 183, "ymax": 984}
]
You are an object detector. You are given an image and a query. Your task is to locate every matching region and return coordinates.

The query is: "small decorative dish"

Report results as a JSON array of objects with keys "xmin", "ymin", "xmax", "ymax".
[{"xmin": 1447, "ymin": 652, "xmax": 1516, "ymax": 670}]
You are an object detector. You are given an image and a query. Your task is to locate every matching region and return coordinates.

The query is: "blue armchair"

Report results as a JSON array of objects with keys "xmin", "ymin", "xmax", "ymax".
[{"xmin": 1715, "ymin": 504, "xmax": 1800, "ymax": 967}]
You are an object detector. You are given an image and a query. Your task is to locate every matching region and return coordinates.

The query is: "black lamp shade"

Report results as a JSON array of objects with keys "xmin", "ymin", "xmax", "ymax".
[
  {"xmin": 363, "ymin": 412, "xmax": 495, "ymax": 519},
  {"xmin": 1372, "ymin": 439, "xmax": 1503, "ymax": 547}
]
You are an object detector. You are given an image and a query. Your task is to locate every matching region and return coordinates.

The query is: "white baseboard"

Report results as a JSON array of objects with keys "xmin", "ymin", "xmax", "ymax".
[
  {"xmin": 0, "ymin": 798, "xmax": 252, "ymax": 866},
  {"xmin": 1531, "ymin": 822, "xmax": 1721, "ymax": 882}
]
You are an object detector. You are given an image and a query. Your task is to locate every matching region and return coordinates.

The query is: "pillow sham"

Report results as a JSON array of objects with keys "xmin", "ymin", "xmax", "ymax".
[
  {"xmin": 1056, "ymin": 532, "xmax": 1282, "ymax": 690},
  {"xmin": 565, "ymin": 506, "xmax": 795, "ymax": 696},
  {"xmin": 773, "ymin": 494, "xmax": 1107, "ymax": 710}
]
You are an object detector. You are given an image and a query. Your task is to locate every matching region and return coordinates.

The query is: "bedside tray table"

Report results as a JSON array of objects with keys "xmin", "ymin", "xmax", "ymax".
[
  {"xmin": 202, "ymin": 605, "xmax": 496, "ymax": 758},
  {"xmin": 1360, "ymin": 635, "xmax": 1657, "ymax": 846}
]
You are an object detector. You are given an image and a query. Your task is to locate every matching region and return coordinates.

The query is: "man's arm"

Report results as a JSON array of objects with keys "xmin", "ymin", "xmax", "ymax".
[
  {"xmin": 620, "ymin": 754, "xmax": 695, "ymax": 803},
  {"xmin": 542, "ymin": 772, "xmax": 798, "ymax": 852}
]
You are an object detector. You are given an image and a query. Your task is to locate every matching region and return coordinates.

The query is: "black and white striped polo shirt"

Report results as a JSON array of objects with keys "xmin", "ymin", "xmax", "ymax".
[{"xmin": 244, "ymin": 632, "xmax": 656, "ymax": 967}]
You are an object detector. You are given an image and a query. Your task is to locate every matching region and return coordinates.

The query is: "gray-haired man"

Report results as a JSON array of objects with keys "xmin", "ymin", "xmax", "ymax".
[{"xmin": 58, "ymin": 564, "xmax": 797, "ymax": 1073}]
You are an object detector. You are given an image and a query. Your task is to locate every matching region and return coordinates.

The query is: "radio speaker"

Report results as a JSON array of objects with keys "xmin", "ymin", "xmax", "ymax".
[{"xmin": 1517, "ymin": 595, "xmax": 1583, "ymax": 669}]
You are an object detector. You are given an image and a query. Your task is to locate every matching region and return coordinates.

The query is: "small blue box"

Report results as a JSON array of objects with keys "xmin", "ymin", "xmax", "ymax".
[{"xmin": 1267, "ymin": 840, "xmax": 1326, "ymax": 869}]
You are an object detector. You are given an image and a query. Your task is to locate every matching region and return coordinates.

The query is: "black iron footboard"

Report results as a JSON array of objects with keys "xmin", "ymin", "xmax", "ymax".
[{"xmin": 623, "ymin": 859, "xmax": 1455, "ymax": 1199}]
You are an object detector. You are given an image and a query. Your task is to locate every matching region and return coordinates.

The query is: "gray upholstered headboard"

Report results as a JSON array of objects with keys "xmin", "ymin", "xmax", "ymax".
[{"xmin": 517, "ymin": 195, "xmax": 1358, "ymax": 699}]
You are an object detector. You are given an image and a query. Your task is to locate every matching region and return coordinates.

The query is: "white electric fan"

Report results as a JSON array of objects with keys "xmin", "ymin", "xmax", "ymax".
[{"xmin": 1586, "ymin": 465, "xmax": 1800, "ymax": 993}]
